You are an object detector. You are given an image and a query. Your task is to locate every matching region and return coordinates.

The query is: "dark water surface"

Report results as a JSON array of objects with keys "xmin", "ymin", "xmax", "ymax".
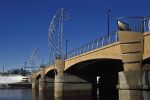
[
  {"xmin": 0, "ymin": 89, "xmax": 52, "ymax": 100},
  {"xmin": 0, "ymin": 89, "xmax": 94, "ymax": 100}
]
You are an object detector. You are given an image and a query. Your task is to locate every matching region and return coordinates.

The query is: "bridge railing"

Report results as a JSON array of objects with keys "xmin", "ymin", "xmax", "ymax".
[
  {"xmin": 66, "ymin": 31, "xmax": 118, "ymax": 59},
  {"xmin": 143, "ymin": 17, "xmax": 150, "ymax": 32},
  {"xmin": 117, "ymin": 17, "xmax": 150, "ymax": 32}
]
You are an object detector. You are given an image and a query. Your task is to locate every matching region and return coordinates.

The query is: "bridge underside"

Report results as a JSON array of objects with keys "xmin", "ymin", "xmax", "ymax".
[
  {"xmin": 65, "ymin": 59, "xmax": 123, "ymax": 100},
  {"xmin": 36, "ymin": 74, "xmax": 41, "ymax": 80},
  {"xmin": 143, "ymin": 58, "xmax": 150, "ymax": 64},
  {"xmin": 45, "ymin": 69, "xmax": 55, "ymax": 78}
]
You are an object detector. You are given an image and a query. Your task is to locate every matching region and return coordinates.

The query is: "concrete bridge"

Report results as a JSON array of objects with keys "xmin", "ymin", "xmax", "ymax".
[
  {"xmin": 36, "ymin": 31, "xmax": 150, "ymax": 76},
  {"xmin": 32, "ymin": 31, "xmax": 150, "ymax": 100}
]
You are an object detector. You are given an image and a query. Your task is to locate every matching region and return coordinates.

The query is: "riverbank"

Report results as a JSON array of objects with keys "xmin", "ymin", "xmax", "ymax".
[{"xmin": 0, "ymin": 83, "xmax": 31, "ymax": 89}]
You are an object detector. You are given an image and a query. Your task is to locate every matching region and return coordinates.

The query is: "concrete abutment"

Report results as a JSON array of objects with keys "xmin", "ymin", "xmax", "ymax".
[
  {"xmin": 117, "ymin": 70, "xmax": 150, "ymax": 100},
  {"xmin": 118, "ymin": 31, "xmax": 150, "ymax": 100}
]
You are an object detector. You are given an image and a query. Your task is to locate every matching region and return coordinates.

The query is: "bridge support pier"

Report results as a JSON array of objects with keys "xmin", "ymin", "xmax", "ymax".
[
  {"xmin": 117, "ymin": 70, "xmax": 150, "ymax": 100},
  {"xmin": 54, "ymin": 56, "xmax": 92, "ymax": 100},
  {"xmin": 39, "ymin": 65, "xmax": 46, "ymax": 91},
  {"xmin": 32, "ymin": 71, "xmax": 38, "ymax": 89},
  {"xmin": 39, "ymin": 78, "xmax": 46, "ymax": 91},
  {"xmin": 54, "ymin": 57, "xmax": 65, "ymax": 100},
  {"xmin": 32, "ymin": 79, "xmax": 38, "ymax": 89}
]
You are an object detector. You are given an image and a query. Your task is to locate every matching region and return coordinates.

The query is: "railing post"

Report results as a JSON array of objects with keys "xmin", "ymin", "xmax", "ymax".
[
  {"xmin": 91, "ymin": 42, "xmax": 94, "ymax": 50},
  {"xmin": 74, "ymin": 51, "xmax": 76, "ymax": 56},
  {"xmin": 84, "ymin": 46, "xmax": 86, "ymax": 52},
  {"xmin": 76, "ymin": 49, "xmax": 78, "ymax": 56},
  {"xmin": 66, "ymin": 31, "xmax": 120, "ymax": 59},
  {"xmin": 72, "ymin": 51, "xmax": 74, "ymax": 57},
  {"xmin": 80, "ymin": 48, "xmax": 82, "ymax": 54},
  {"xmin": 96, "ymin": 40, "xmax": 99, "ymax": 48},
  {"xmin": 82, "ymin": 46, "xmax": 85, "ymax": 53},
  {"xmin": 115, "ymin": 32, "xmax": 118, "ymax": 42},
  {"xmin": 87, "ymin": 44, "xmax": 90, "ymax": 51},
  {"xmin": 70, "ymin": 52, "xmax": 72, "ymax": 58},
  {"xmin": 102, "ymin": 36, "xmax": 104, "ymax": 46},
  {"xmin": 108, "ymin": 34, "xmax": 111, "ymax": 44}
]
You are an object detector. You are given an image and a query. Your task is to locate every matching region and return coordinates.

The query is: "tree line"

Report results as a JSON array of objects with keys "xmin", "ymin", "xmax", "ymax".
[{"xmin": 0, "ymin": 68, "xmax": 31, "ymax": 76}]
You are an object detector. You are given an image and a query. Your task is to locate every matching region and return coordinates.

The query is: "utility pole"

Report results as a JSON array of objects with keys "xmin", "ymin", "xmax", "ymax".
[
  {"xmin": 25, "ymin": 61, "xmax": 27, "ymax": 68},
  {"xmin": 2, "ymin": 65, "xmax": 4, "ymax": 75},
  {"xmin": 42, "ymin": 59, "xmax": 44, "ymax": 65}
]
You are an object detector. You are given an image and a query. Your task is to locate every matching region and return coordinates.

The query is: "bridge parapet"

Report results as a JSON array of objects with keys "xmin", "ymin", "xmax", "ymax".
[
  {"xmin": 45, "ymin": 64, "xmax": 55, "ymax": 75},
  {"xmin": 67, "ymin": 31, "xmax": 118, "ymax": 59},
  {"xmin": 117, "ymin": 17, "xmax": 146, "ymax": 32},
  {"xmin": 143, "ymin": 31, "xmax": 150, "ymax": 59},
  {"xmin": 118, "ymin": 31, "xmax": 143, "ymax": 71},
  {"xmin": 65, "ymin": 42, "xmax": 122, "ymax": 70},
  {"xmin": 35, "ymin": 31, "xmax": 150, "ymax": 77}
]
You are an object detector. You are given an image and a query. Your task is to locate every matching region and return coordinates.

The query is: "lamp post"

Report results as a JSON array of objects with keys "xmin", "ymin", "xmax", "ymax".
[
  {"xmin": 107, "ymin": 10, "xmax": 111, "ymax": 37},
  {"xmin": 107, "ymin": 10, "xmax": 111, "ymax": 44},
  {"xmin": 65, "ymin": 40, "xmax": 69, "ymax": 59}
]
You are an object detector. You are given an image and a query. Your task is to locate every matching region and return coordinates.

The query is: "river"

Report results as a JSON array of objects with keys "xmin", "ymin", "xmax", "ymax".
[
  {"xmin": 0, "ymin": 89, "xmax": 94, "ymax": 100},
  {"xmin": 0, "ymin": 89, "xmax": 52, "ymax": 100}
]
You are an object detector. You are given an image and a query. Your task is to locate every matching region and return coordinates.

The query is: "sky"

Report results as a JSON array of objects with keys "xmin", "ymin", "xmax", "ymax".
[{"xmin": 0, "ymin": 0, "xmax": 150, "ymax": 71}]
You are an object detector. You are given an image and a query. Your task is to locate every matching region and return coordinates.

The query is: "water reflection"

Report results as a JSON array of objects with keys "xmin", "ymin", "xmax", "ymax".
[
  {"xmin": 32, "ymin": 89, "xmax": 38, "ymax": 100},
  {"xmin": 32, "ymin": 89, "xmax": 92, "ymax": 100},
  {"xmin": 0, "ymin": 89, "xmax": 31, "ymax": 100},
  {"xmin": 39, "ymin": 91, "xmax": 45, "ymax": 100},
  {"xmin": 32, "ymin": 89, "xmax": 53, "ymax": 100},
  {"xmin": 0, "ymin": 89, "xmax": 93, "ymax": 100}
]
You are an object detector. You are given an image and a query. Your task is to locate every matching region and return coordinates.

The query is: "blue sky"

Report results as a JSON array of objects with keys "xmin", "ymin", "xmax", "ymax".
[{"xmin": 0, "ymin": 0, "xmax": 150, "ymax": 71}]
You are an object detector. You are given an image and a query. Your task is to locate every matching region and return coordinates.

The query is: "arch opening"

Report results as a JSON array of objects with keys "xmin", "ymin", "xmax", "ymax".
[
  {"xmin": 65, "ymin": 59, "xmax": 123, "ymax": 100},
  {"xmin": 45, "ymin": 69, "xmax": 56, "ymax": 78},
  {"xmin": 36, "ymin": 74, "xmax": 41, "ymax": 80}
]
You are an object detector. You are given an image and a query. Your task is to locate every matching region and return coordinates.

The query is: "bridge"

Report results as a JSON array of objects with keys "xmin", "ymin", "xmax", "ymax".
[{"xmin": 31, "ymin": 17, "xmax": 150, "ymax": 100}]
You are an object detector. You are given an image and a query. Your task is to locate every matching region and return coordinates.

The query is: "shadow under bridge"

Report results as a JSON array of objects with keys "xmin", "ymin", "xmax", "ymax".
[{"xmin": 65, "ymin": 58, "xmax": 123, "ymax": 100}]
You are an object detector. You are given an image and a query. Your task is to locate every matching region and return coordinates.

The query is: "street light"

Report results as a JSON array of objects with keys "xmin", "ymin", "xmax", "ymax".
[
  {"xmin": 107, "ymin": 9, "xmax": 111, "ymax": 37},
  {"xmin": 107, "ymin": 9, "xmax": 112, "ymax": 44},
  {"xmin": 65, "ymin": 40, "xmax": 70, "ymax": 59}
]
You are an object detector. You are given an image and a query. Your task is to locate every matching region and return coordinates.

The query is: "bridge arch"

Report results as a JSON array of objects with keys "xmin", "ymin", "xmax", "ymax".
[
  {"xmin": 36, "ymin": 74, "xmax": 41, "ymax": 80},
  {"xmin": 65, "ymin": 58, "xmax": 123, "ymax": 100},
  {"xmin": 65, "ymin": 42, "xmax": 122, "ymax": 70},
  {"xmin": 45, "ymin": 69, "xmax": 56, "ymax": 78}
]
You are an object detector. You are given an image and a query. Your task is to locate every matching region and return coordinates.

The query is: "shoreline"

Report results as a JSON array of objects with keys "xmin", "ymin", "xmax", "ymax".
[{"xmin": 0, "ymin": 83, "xmax": 31, "ymax": 89}]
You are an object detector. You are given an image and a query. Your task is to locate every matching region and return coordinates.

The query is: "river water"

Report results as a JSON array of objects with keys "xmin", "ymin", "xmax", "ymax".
[
  {"xmin": 0, "ymin": 89, "xmax": 52, "ymax": 100},
  {"xmin": 0, "ymin": 89, "xmax": 94, "ymax": 100}
]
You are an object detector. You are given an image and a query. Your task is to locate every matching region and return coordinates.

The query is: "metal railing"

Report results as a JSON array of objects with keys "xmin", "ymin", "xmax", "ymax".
[
  {"xmin": 66, "ymin": 31, "xmax": 118, "ymax": 59},
  {"xmin": 40, "ymin": 17, "xmax": 150, "ymax": 70},
  {"xmin": 143, "ymin": 17, "xmax": 150, "ymax": 32},
  {"xmin": 66, "ymin": 17, "xmax": 150, "ymax": 60},
  {"xmin": 117, "ymin": 17, "xmax": 150, "ymax": 33}
]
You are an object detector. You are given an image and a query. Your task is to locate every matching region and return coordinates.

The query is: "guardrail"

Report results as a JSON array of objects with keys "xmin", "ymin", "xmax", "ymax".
[
  {"xmin": 66, "ymin": 17, "xmax": 150, "ymax": 59},
  {"xmin": 66, "ymin": 31, "xmax": 118, "ymax": 59},
  {"xmin": 38, "ymin": 17, "xmax": 150, "ymax": 70},
  {"xmin": 117, "ymin": 17, "xmax": 150, "ymax": 32}
]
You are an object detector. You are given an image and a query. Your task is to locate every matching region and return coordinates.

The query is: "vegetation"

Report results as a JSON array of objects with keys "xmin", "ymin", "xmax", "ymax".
[{"xmin": 7, "ymin": 68, "xmax": 31, "ymax": 76}]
